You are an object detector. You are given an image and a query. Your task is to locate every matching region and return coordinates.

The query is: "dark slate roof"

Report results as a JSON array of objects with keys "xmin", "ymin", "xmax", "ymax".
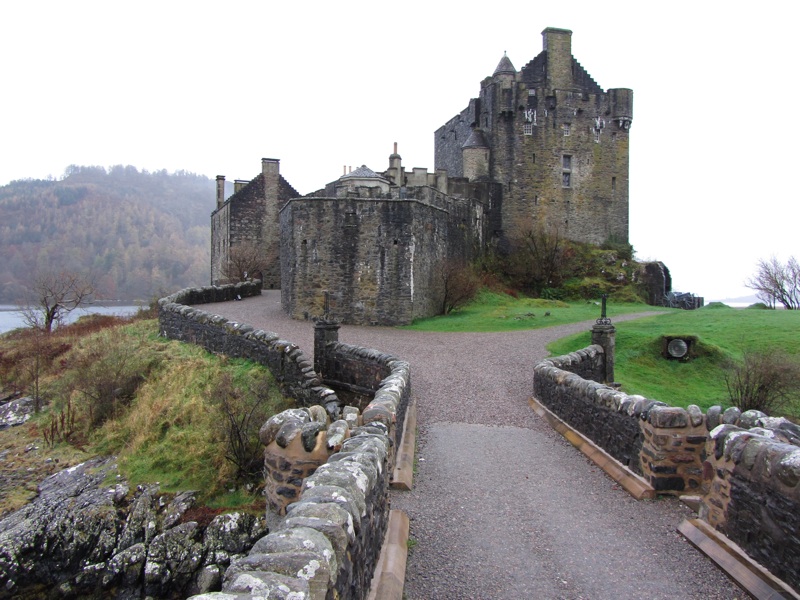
[
  {"xmin": 462, "ymin": 129, "xmax": 489, "ymax": 149},
  {"xmin": 494, "ymin": 52, "xmax": 516, "ymax": 75},
  {"xmin": 340, "ymin": 165, "xmax": 382, "ymax": 180}
]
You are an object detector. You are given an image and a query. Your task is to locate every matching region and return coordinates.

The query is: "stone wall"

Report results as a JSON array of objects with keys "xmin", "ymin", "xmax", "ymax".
[
  {"xmin": 535, "ymin": 344, "xmax": 800, "ymax": 590},
  {"xmin": 533, "ymin": 346, "xmax": 645, "ymax": 475},
  {"xmin": 313, "ymin": 319, "xmax": 411, "ymax": 453},
  {"xmin": 216, "ymin": 420, "xmax": 392, "ymax": 600},
  {"xmin": 158, "ymin": 282, "xmax": 339, "ymax": 411},
  {"xmin": 229, "ymin": 339, "xmax": 410, "ymax": 599},
  {"xmin": 160, "ymin": 284, "xmax": 412, "ymax": 599},
  {"xmin": 210, "ymin": 159, "xmax": 300, "ymax": 289},
  {"xmin": 280, "ymin": 187, "xmax": 489, "ymax": 326},
  {"xmin": 534, "ymin": 348, "xmax": 734, "ymax": 492},
  {"xmin": 701, "ymin": 420, "xmax": 800, "ymax": 591}
]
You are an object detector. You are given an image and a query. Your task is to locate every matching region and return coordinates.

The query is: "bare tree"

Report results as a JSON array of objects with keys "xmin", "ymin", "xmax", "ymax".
[
  {"xmin": 745, "ymin": 256, "xmax": 800, "ymax": 310},
  {"xmin": 222, "ymin": 242, "xmax": 273, "ymax": 284},
  {"xmin": 437, "ymin": 261, "xmax": 480, "ymax": 315},
  {"xmin": 20, "ymin": 270, "xmax": 96, "ymax": 333}
]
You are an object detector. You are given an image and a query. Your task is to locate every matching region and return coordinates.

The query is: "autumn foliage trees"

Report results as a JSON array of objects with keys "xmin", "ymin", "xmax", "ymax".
[{"xmin": 0, "ymin": 166, "xmax": 215, "ymax": 303}]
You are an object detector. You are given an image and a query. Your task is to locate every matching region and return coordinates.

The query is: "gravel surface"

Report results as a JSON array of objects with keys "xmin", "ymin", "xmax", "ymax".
[{"xmin": 210, "ymin": 292, "xmax": 746, "ymax": 600}]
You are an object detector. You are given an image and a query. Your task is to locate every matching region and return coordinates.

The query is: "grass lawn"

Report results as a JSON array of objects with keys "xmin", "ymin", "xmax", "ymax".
[
  {"xmin": 402, "ymin": 290, "xmax": 666, "ymax": 333},
  {"xmin": 547, "ymin": 304, "xmax": 800, "ymax": 416}
]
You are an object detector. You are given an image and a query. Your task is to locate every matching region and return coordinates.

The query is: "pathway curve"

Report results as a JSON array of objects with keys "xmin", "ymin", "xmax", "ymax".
[{"xmin": 210, "ymin": 292, "xmax": 743, "ymax": 600}]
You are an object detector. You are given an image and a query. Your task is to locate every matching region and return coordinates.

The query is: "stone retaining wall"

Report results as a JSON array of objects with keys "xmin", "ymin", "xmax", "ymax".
[
  {"xmin": 313, "ymin": 319, "xmax": 411, "ymax": 454},
  {"xmin": 534, "ymin": 344, "xmax": 800, "ymax": 590},
  {"xmin": 159, "ymin": 284, "xmax": 411, "ymax": 599},
  {"xmin": 158, "ymin": 282, "xmax": 339, "ymax": 410}
]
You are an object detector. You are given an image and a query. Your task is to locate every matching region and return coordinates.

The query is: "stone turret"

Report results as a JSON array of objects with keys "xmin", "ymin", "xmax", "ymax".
[{"xmin": 462, "ymin": 129, "xmax": 490, "ymax": 180}]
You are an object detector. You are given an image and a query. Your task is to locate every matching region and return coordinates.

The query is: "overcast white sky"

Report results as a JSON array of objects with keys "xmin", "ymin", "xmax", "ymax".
[{"xmin": 2, "ymin": 1, "xmax": 797, "ymax": 302}]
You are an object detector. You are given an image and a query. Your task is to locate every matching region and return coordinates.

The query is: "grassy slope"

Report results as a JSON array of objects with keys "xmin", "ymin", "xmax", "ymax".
[
  {"xmin": 0, "ymin": 316, "xmax": 292, "ymax": 515},
  {"xmin": 404, "ymin": 290, "xmax": 799, "ymax": 415},
  {"xmin": 548, "ymin": 304, "xmax": 800, "ymax": 414},
  {"xmin": 402, "ymin": 290, "xmax": 665, "ymax": 333}
]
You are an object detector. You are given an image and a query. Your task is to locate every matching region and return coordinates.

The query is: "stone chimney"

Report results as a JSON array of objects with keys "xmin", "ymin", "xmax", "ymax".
[
  {"xmin": 216, "ymin": 175, "xmax": 225, "ymax": 209},
  {"xmin": 386, "ymin": 142, "xmax": 404, "ymax": 186},
  {"xmin": 262, "ymin": 157, "xmax": 280, "ymax": 177},
  {"xmin": 234, "ymin": 179, "xmax": 248, "ymax": 193},
  {"xmin": 542, "ymin": 27, "xmax": 573, "ymax": 91}
]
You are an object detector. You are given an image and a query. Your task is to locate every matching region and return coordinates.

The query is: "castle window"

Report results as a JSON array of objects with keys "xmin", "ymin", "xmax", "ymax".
[
  {"xmin": 523, "ymin": 123, "xmax": 533, "ymax": 135},
  {"xmin": 563, "ymin": 123, "xmax": 571, "ymax": 136},
  {"xmin": 612, "ymin": 177, "xmax": 617, "ymax": 193},
  {"xmin": 562, "ymin": 155, "xmax": 572, "ymax": 188}
]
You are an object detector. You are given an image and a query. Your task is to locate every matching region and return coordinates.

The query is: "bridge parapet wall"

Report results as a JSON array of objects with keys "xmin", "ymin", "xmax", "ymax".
[
  {"xmin": 159, "ymin": 284, "xmax": 411, "ymax": 600},
  {"xmin": 534, "ymin": 345, "xmax": 800, "ymax": 591},
  {"xmin": 158, "ymin": 281, "xmax": 339, "ymax": 410}
]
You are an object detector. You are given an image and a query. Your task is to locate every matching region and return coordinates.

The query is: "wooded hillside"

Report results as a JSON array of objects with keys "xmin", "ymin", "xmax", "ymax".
[{"xmin": 0, "ymin": 166, "xmax": 216, "ymax": 302}]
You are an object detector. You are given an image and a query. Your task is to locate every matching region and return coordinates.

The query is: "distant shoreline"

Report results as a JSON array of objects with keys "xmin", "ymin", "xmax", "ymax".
[{"xmin": 0, "ymin": 305, "xmax": 140, "ymax": 334}]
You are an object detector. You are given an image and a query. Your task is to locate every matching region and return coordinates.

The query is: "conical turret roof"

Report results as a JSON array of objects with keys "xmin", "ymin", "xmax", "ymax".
[
  {"xmin": 462, "ymin": 129, "xmax": 489, "ymax": 149},
  {"xmin": 494, "ymin": 52, "xmax": 516, "ymax": 75}
]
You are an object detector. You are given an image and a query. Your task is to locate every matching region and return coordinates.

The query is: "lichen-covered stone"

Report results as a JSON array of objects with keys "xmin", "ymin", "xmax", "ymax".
[
  {"xmin": 163, "ymin": 490, "xmax": 198, "ymax": 529},
  {"xmin": 226, "ymin": 570, "xmax": 311, "ymax": 598},
  {"xmin": 325, "ymin": 420, "xmax": 349, "ymax": 451},
  {"xmin": 687, "ymin": 405, "xmax": 704, "ymax": 427},
  {"xmin": 250, "ymin": 527, "xmax": 337, "ymax": 577},
  {"xmin": 648, "ymin": 406, "xmax": 689, "ymax": 428},
  {"xmin": 204, "ymin": 513, "xmax": 266, "ymax": 555},
  {"xmin": 722, "ymin": 406, "xmax": 742, "ymax": 425}
]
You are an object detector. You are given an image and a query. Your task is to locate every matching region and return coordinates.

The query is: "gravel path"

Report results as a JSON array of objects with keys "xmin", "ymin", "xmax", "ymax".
[{"xmin": 210, "ymin": 292, "xmax": 745, "ymax": 600}]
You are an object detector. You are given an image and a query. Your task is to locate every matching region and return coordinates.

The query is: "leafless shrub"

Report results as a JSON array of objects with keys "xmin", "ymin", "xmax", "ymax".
[
  {"xmin": 69, "ymin": 333, "xmax": 160, "ymax": 427},
  {"xmin": 437, "ymin": 261, "xmax": 480, "ymax": 315},
  {"xmin": 42, "ymin": 399, "xmax": 77, "ymax": 448},
  {"xmin": 212, "ymin": 371, "xmax": 279, "ymax": 481},
  {"xmin": 507, "ymin": 222, "xmax": 567, "ymax": 295},
  {"xmin": 724, "ymin": 349, "xmax": 800, "ymax": 415}
]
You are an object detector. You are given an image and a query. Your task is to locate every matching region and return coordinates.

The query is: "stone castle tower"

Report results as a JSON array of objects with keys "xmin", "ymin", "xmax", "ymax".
[
  {"xmin": 211, "ymin": 27, "xmax": 634, "ymax": 325},
  {"xmin": 435, "ymin": 27, "xmax": 632, "ymax": 249}
]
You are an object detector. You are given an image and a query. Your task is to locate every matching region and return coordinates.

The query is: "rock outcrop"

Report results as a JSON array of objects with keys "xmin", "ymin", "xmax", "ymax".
[{"xmin": 0, "ymin": 457, "xmax": 266, "ymax": 599}]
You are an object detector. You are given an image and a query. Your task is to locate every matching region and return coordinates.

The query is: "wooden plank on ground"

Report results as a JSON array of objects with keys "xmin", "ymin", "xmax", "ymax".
[
  {"xmin": 529, "ymin": 396, "xmax": 655, "ymax": 500},
  {"xmin": 678, "ymin": 519, "xmax": 799, "ymax": 600}
]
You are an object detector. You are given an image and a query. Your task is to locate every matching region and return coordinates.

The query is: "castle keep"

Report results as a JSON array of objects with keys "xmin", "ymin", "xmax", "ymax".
[
  {"xmin": 211, "ymin": 28, "xmax": 632, "ymax": 325},
  {"xmin": 436, "ymin": 27, "xmax": 632, "ymax": 247}
]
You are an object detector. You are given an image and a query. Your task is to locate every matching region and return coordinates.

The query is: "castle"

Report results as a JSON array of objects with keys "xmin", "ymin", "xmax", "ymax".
[{"xmin": 211, "ymin": 27, "xmax": 633, "ymax": 325}]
